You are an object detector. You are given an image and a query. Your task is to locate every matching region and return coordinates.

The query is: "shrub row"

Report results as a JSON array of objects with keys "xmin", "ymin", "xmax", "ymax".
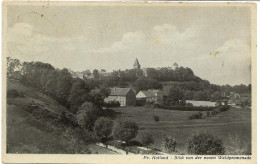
[
  {"xmin": 156, "ymin": 104, "xmax": 216, "ymax": 111},
  {"xmin": 103, "ymin": 101, "xmax": 120, "ymax": 108},
  {"xmin": 211, "ymin": 106, "xmax": 230, "ymax": 116}
]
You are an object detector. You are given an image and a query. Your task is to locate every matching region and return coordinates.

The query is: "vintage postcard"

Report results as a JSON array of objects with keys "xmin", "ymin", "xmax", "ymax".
[{"xmin": 2, "ymin": 1, "xmax": 257, "ymax": 164}]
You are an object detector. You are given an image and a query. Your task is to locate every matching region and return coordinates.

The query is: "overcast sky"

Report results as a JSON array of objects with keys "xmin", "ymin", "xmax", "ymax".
[{"xmin": 6, "ymin": 4, "xmax": 251, "ymax": 86}]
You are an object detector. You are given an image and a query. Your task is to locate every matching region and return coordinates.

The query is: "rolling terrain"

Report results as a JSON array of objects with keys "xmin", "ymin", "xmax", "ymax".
[
  {"xmin": 6, "ymin": 79, "xmax": 251, "ymax": 155},
  {"xmin": 6, "ymin": 79, "xmax": 115, "ymax": 154},
  {"xmin": 112, "ymin": 106, "xmax": 251, "ymax": 154}
]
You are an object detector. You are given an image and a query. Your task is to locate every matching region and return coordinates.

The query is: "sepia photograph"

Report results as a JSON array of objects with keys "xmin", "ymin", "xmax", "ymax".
[{"xmin": 2, "ymin": 1, "xmax": 257, "ymax": 163}]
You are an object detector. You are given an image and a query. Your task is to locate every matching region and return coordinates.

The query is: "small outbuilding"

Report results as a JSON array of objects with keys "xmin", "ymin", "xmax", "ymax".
[{"xmin": 136, "ymin": 89, "xmax": 163, "ymax": 104}]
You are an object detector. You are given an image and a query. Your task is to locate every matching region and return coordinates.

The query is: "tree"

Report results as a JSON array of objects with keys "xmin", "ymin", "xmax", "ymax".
[
  {"xmin": 76, "ymin": 102, "xmax": 99, "ymax": 130},
  {"xmin": 135, "ymin": 77, "xmax": 162, "ymax": 92},
  {"xmin": 211, "ymin": 91, "xmax": 222, "ymax": 101},
  {"xmin": 7, "ymin": 57, "xmax": 21, "ymax": 78},
  {"xmin": 88, "ymin": 87, "xmax": 110, "ymax": 107},
  {"xmin": 186, "ymin": 131, "xmax": 225, "ymax": 155},
  {"xmin": 53, "ymin": 69, "xmax": 73, "ymax": 106},
  {"xmin": 194, "ymin": 90, "xmax": 210, "ymax": 101},
  {"xmin": 141, "ymin": 133, "xmax": 154, "ymax": 149},
  {"xmin": 113, "ymin": 121, "xmax": 139, "ymax": 145},
  {"xmin": 68, "ymin": 79, "xmax": 90, "ymax": 113},
  {"xmin": 166, "ymin": 87, "xmax": 184, "ymax": 105},
  {"xmin": 184, "ymin": 90, "xmax": 194, "ymax": 100},
  {"xmin": 179, "ymin": 99, "xmax": 186, "ymax": 106},
  {"xmin": 94, "ymin": 117, "xmax": 113, "ymax": 146},
  {"xmin": 93, "ymin": 69, "xmax": 100, "ymax": 79},
  {"xmin": 161, "ymin": 135, "xmax": 177, "ymax": 153}
]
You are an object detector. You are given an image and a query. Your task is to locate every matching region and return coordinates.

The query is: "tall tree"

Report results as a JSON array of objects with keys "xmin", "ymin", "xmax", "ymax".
[
  {"xmin": 113, "ymin": 121, "xmax": 139, "ymax": 145},
  {"xmin": 68, "ymin": 79, "xmax": 90, "ymax": 113},
  {"xmin": 166, "ymin": 87, "xmax": 184, "ymax": 105},
  {"xmin": 94, "ymin": 117, "xmax": 113, "ymax": 147},
  {"xmin": 93, "ymin": 69, "xmax": 100, "ymax": 79},
  {"xmin": 7, "ymin": 57, "xmax": 21, "ymax": 78},
  {"xmin": 76, "ymin": 102, "xmax": 99, "ymax": 130}
]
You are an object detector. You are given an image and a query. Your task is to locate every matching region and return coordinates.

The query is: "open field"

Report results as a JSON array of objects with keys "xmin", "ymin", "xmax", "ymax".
[
  {"xmin": 111, "ymin": 106, "xmax": 251, "ymax": 154},
  {"xmin": 6, "ymin": 79, "xmax": 114, "ymax": 154}
]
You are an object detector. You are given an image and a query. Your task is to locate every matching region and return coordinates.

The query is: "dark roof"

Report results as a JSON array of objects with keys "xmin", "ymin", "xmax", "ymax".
[
  {"xmin": 133, "ymin": 58, "xmax": 140, "ymax": 67},
  {"xmin": 110, "ymin": 87, "xmax": 133, "ymax": 96}
]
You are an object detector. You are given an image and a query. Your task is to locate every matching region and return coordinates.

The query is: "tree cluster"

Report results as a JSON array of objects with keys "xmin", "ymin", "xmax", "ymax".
[
  {"xmin": 146, "ymin": 67, "xmax": 198, "ymax": 82},
  {"xmin": 7, "ymin": 57, "xmax": 110, "ymax": 114}
]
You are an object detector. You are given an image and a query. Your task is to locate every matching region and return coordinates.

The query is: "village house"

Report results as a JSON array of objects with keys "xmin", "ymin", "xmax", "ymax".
[
  {"xmin": 104, "ymin": 87, "xmax": 136, "ymax": 106},
  {"xmin": 136, "ymin": 89, "xmax": 163, "ymax": 104}
]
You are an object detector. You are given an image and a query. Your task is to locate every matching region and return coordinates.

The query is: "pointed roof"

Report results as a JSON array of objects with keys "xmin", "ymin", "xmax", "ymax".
[
  {"xmin": 133, "ymin": 58, "xmax": 140, "ymax": 67},
  {"xmin": 139, "ymin": 90, "xmax": 156, "ymax": 98}
]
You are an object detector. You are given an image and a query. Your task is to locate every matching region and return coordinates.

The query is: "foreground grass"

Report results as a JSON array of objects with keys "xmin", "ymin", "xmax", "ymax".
[{"xmin": 112, "ymin": 106, "xmax": 251, "ymax": 154}]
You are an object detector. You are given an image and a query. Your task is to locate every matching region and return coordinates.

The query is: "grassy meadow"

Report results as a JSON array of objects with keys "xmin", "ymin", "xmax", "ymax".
[{"xmin": 111, "ymin": 106, "xmax": 251, "ymax": 154}]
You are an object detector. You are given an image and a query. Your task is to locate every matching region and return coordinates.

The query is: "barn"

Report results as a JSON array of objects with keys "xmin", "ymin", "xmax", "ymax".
[{"xmin": 104, "ymin": 87, "xmax": 136, "ymax": 106}]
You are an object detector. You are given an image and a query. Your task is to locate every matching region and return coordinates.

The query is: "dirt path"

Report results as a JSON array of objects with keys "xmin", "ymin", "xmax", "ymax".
[{"xmin": 96, "ymin": 143, "xmax": 135, "ymax": 155}]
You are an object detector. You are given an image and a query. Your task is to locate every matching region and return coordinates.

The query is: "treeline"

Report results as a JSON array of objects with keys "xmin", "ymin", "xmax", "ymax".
[
  {"xmin": 146, "ymin": 67, "xmax": 199, "ymax": 82},
  {"xmin": 90, "ymin": 66, "xmax": 250, "ymax": 101},
  {"xmin": 7, "ymin": 57, "xmax": 110, "ymax": 114},
  {"xmin": 7, "ymin": 57, "xmax": 251, "ymax": 106},
  {"xmin": 85, "ymin": 69, "xmax": 163, "ymax": 92}
]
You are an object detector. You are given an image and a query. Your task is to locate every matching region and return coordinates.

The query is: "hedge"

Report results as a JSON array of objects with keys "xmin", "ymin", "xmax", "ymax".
[
  {"xmin": 156, "ymin": 105, "xmax": 215, "ymax": 111},
  {"xmin": 156, "ymin": 104, "xmax": 229, "ymax": 112}
]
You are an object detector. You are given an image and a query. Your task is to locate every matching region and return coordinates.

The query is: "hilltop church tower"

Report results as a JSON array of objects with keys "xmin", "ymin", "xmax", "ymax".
[{"xmin": 133, "ymin": 58, "xmax": 141, "ymax": 69}]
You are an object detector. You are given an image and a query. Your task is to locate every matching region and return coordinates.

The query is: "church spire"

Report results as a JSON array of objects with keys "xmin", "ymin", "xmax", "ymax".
[{"xmin": 133, "ymin": 58, "xmax": 141, "ymax": 69}]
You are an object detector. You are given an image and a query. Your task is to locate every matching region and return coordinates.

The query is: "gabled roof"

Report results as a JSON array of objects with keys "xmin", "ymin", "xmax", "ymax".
[
  {"xmin": 133, "ymin": 58, "xmax": 140, "ymax": 67},
  {"xmin": 110, "ymin": 87, "xmax": 133, "ymax": 96},
  {"xmin": 140, "ymin": 90, "xmax": 156, "ymax": 98}
]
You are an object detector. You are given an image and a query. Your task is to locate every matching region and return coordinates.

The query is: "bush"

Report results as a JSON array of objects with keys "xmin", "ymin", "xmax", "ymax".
[
  {"xmin": 206, "ymin": 111, "xmax": 211, "ymax": 117},
  {"xmin": 7, "ymin": 89, "xmax": 20, "ymax": 98},
  {"xmin": 210, "ymin": 106, "xmax": 230, "ymax": 116},
  {"xmin": 157, "ymin": 104, "xmax": 215, "ymax": 111},
  {"xmin": 153, "ymin": 115, "xmax": 160, "ymax": 122},
  {"xmin": 189, "ymin": 112, "xmax": 203, "ymax": 120},
  {"xmin": 113, "ymin": 121, "xmax": 139, "ymax": 145},
  {"xmin": 219, "ymin": 106, "xmax": 230, "ymax": 112},
  {"xmin": 94, "ymin": 117, "xmax": 113, "ymax": 145},
  {"xmin": 211, "ymin": 110, "xmax": 217, "ymax": 115},
  {"xmin": 186, "ymin": 103, "xmax": 193, "ymax": 107},
  {"xmin": 104, "ymin": 101, "xmax": 120, "ymax": 108},
  {"xmin": 186, "ymin": 131, "xmax": 225, "ymax": 155},
  {"xmin": 224, "ymin": 134, "xmax": 251, "ymax": 155},
  {"xmin": 76, "ymin": 102, "xmax": 99, "ymax": 130},
  {"xmin": 161, "ymin": 136, "xmax": 177, "ymax": 153},
  {"xmin": 141, "ymin": 133, "xmax": 154, "ymax": 148}
]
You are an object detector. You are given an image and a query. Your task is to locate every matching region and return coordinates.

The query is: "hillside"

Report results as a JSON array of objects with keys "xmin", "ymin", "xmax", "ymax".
[{"xmin": 6, "ymin": 79, "xmax": 115, "ymax": 154}]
